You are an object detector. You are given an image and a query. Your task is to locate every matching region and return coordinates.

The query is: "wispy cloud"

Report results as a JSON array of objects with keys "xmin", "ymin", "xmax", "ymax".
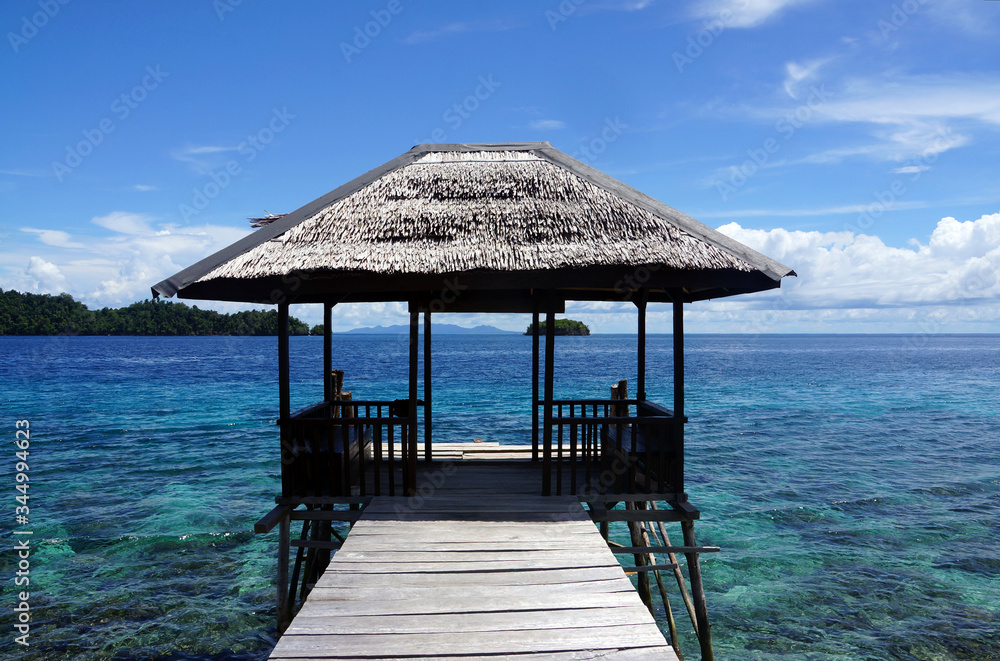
[
  {"xmin": 696, "ymin": 201, "xmax": 929, "ymax": 218},
  {"xmin": 0, "ymin": 168, "xmax": 49, "ymax": 177},
  {"xmin": 92, "ymin": 211, "xmax": 154, "ymax": 236},
  {"xmin": 690, "ymin": 0, "xmax": 822, "ymax": 29},
  {"xmin": 20, "ymin": 228, "xmax": 87, "ymax": 249},
  {"xmin": 133, "ymin": 184, "xmax": 157, "ymax": 192},
  {"xmin": 529, "ymin": 119, "xmax": 567, "ymax": 130},
  {"xmin": 783, "ymin": 57, "xmax": 833, "ymax": 98},
  {"xmin": 401, "ymin": 19, "xmax": 518, "ymax": 45},
  {"xmin": 170, "ymin": 144, "xmax": 238, "ymax": 174}
]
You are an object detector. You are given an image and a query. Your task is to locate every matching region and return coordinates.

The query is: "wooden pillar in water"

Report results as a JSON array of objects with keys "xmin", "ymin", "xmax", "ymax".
[
  {"xmin": 323, "ymin": 302, "xmax": 333, "ymax": 403},
  {"xmin": 541, "ymin": 293, "xmax": 555, "ymax": 496},
  {"xmin": 424, "ymin": 308, "xmax": 432, "ymax": 463},
  {"xmin": 531, "ymin": 297, "xmax": 540, "ymax": 462},
  {"xmin": 407, "ymin": 305, "xmax": 419, "ymax": 496},
  {"xmin": 636, "ymin": 288, "xmax": 647, "ymax": 401}
]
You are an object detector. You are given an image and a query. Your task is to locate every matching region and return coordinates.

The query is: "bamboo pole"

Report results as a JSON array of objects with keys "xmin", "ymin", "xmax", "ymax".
[
  {"xmin": 639, "ymin": 507, "xmax": 683, "ymax": 659},
  {"xmin": 682, "ymin": 520, "xmax": 714, "ymax": 661},
  {"xmin": 651, "ymin": 502, "xmax": 700, "ymax": 637}
]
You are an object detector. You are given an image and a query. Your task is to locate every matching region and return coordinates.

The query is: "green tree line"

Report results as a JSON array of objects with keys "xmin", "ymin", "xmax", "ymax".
[
  {"xmin": 524, "ymin": 318, "xmax": 590, "ymax": 336},
  {"xmin": 0, "ymin": 289, "xmax": 310, "ymax": 336}
]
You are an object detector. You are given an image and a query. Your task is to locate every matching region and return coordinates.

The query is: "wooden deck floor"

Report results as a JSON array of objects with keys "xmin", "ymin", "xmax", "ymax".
[{"xmin": 269, "ymin": 446, "xmax": 679, "ymax": 660}]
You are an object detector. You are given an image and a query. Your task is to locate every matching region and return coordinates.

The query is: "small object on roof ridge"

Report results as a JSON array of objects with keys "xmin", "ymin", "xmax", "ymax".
[{"xmin": 249, "ymin": 212, "xmax": 287, "ymax": 229}]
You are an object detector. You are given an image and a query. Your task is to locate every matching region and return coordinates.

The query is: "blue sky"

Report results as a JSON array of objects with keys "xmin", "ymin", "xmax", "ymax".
[{"xmin": 3, "ymin": 0, "xmax": 999, "ymax": 333}]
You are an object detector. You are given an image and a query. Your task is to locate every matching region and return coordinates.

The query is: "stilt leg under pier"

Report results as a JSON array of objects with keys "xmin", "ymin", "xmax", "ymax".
[
  {"xmin": 276, "ymin": 513, "xmax": 291, "ymax": 633},
  {"xmin": 682, "ymin": 520, "xmax": 714, "ymax": 661}
]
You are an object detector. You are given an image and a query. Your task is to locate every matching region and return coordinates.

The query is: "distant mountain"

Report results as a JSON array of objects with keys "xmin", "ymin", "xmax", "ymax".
[{"xmin": 343, "ymin": 323, "xmax": 519, "ymax": 335}]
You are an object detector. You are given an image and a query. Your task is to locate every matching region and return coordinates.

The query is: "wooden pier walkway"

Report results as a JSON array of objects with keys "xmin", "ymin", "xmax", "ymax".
[{"xmin": 268, "ymin": 448, "xmax": 679, "ymax": 660}]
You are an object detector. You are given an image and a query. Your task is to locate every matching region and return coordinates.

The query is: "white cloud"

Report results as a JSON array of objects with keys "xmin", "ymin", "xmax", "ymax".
[
  {"xmin": 2, "ymin": 211, "xmax": 252, "ymax": 308},
  {"xmin": 20, "ymin": 228, "xmax": 86, "ymax": 249},
  {"xmin": 24, "ymin": 257, "xmax": 67, "ymax": 294},
  {"xmin": 92, "ymin": 211, "xmax": 154, "ymax": 235},
  {"xmin": 133, "ymin": 184, "xmax": 157, "ymax": 192},
  {"xmin": 715, "ymin": 210, "xmax": 1000, "ymax": 309},
  {"xmin": 782, "ymin": 58, "xmax": 832, "ymax": 98},
  {"xmin": 529, "ymin": 119, "xmax": 567, "ymax": 130},
  {"xmin": 890, "ymin": 165, "xmax": 930, "ymax": 175},
  {"xmin": 691, "ymin": 0, "xmax": 820, "ymax": 29},
  {"xmin": 170, "ymin": 145, "xmax": 238, "ymax": 174},
  {"xmin": 401, "ymin": 19, "xmax": 518, "ymax": 45}
]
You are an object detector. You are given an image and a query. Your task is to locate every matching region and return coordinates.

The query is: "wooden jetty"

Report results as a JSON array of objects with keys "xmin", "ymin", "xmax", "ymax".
[
  {"xmin": 268, "ymin": 457, "xmax": 680, "ymax": 660},
  {"xmin": 153, "ymin": 142, "xmax": 795, "ymax": 660}
]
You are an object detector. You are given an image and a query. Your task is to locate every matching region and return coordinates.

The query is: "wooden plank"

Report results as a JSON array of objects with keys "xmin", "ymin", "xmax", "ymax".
[
  {"xmin": 271, "ymin": 649, "xmax": 675, "ymax": 661},
  {"xmin": 285, "ymin": 605, "xmax": 658, "ymax": 635},
  {"xmin": 297, "ymin": 589, "xmax": 641, "ymax": 614},
  {"xmin": 311, "ymin": 566, "xmax": 630, "ymax": 586},
  {"xmin": 269, "ymin": 625, "xmax": 671, "ymax": 657}
]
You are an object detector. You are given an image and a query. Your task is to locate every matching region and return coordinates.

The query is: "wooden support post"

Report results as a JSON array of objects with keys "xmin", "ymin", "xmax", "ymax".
[
  {"xmin": 542, "ymin": 292, "xmax": 556, "ymax": 496},
  {"xmin": 424, "ymin": 308, "xmax": 432, "ymax": 463},
  {"xmin": 407, "ymin": 306, "xmax": 419, "ymax": 496},
  {"xmin": 276, "ymin": 511, "xmax": 290, "ymax": 633},
  {"xmin": 323, "ymin": 302, "xmax": 333, "ymax": 403},
  {"xmin": 278, "ymin": 303, "xmax": 290, "ymax": 423},
  {"xmin": 531, "ymin": 299, "xmax": 540, "ymax": 462},
  {"xmin": 625, "ymin": 502, "xmax": 653, "ymax": 613},
  {"xmin": 672, "ymin": 291, "xmax": 686, "ymax": 501},
  {"xmin": 637, "ymin": 288, "xmax": 647, "ymax": 401},
  {"xmin": 682, "ymin": 520, "xmax": 714, "ymax": 661},
  {"xmin": 278, "ymin": 303, "xmax": 291, "ymax": 498}
]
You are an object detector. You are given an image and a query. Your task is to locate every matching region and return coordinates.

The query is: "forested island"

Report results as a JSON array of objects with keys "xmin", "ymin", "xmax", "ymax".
[
  {"xmin": 524, "ymin": 319, "xmax": 590, "ymax": 336},
  {"xmin": 0, "ymin": 289, "xmax": 310, "ymax": 336}
]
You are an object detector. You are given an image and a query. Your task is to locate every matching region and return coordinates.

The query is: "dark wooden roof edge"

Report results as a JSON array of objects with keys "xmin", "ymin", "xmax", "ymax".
[{"xmin": 532, "ymin": 145, "xmax": 796, "ymax": 282}]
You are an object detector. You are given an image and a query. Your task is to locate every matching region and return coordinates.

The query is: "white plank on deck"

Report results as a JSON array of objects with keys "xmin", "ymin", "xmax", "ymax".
[{"xmin": 269, "ymin": 460, "xmax": 677, "ymax": 661}]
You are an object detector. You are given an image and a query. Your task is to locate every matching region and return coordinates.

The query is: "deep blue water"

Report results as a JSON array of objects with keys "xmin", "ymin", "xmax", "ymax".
[{"xmin": 1, "ymin": 334, "xmax": 998, "ymax": 660}]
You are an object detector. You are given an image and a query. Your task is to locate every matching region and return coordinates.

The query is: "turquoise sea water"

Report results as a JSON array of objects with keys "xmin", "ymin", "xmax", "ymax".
[{"xmin": 1, "ymin": 334, "xmax": 998, "ymax": 660}]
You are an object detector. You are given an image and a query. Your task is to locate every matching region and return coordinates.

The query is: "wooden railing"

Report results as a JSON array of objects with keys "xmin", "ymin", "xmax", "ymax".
[
  {"xmin": 541, "ymin": 398, "xmax": 685, "ymax": 500},
  {"xmin": 279, "ymin": 399, "xmax": 418, "ymax": 498}
]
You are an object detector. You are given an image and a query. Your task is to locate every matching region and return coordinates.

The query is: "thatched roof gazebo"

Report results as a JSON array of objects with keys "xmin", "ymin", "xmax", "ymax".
[{"xmin": 152, "ymin": 142, "xmax": 793, "ymax": 651}]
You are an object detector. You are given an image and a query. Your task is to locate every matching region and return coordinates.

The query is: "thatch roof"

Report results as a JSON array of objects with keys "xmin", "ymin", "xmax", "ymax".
[{"xmin": 152, "ymin": 142, "xmax": 793, "ymax": 307}]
